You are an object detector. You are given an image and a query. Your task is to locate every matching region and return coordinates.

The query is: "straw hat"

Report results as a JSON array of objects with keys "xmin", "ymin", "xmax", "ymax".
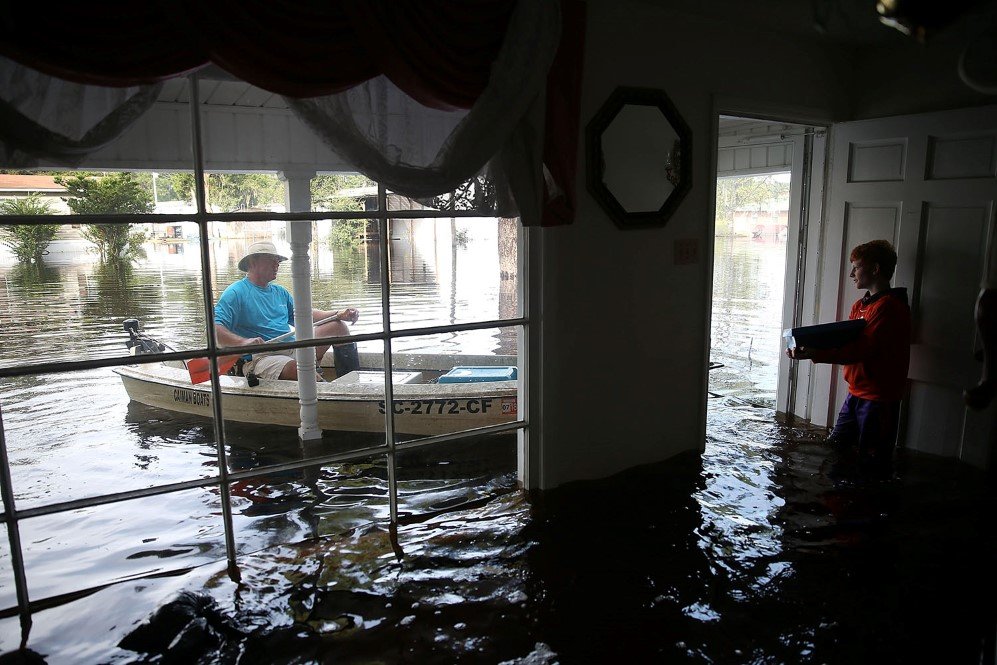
[{"xmin": 238, "ymin": 241, "xmax": 287, "ymax": 272}]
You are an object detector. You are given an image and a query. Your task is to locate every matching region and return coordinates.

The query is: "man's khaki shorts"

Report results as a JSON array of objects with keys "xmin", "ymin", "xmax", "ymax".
[{"xmin": 242, "ymin": 353, "xmax": 294, "ymax": 380}]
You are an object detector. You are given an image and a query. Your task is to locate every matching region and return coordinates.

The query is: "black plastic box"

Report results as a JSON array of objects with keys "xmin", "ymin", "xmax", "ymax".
[{"xmin": 783, "ymin": 319, "xmax": 866, "ymax": 349}]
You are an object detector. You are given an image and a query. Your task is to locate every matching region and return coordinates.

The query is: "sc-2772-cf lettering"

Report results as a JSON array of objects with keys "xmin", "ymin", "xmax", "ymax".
[{"xmin": 377, "ymin": 398, "xmax": 493, "ymax": 415}]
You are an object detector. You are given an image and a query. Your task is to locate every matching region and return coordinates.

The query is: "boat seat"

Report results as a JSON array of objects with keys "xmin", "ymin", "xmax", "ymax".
[{"xmin": 330, "ymin": 370, "xmax": 423, "ymax": 385}]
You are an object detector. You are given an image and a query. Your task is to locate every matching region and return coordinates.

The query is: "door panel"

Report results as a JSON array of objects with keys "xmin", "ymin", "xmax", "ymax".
[
  {"xmin": 806, "ymin": 105, "xmax": 997, "ymax": 469},
  {"xmin": 926, "ymin": 135, "xmax": 996, "ymax": 180},
  {"xmin": 918, "ymin": 205, "xmax": 988, "ymax": 357},
  {"xmin": 839, "ymin": 203, "xmax": 901, "ymax": 318},
  {"xmin": 906, "ymin": 383, "xmax": 966, "ymax": 458},
  {"xmin": 848, "ymin": 140, "xmax": 907, "ymax": 182}
]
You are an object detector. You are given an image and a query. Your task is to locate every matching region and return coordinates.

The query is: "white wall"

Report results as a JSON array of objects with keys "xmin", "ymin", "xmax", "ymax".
[{"xmin": 535, "ymin": 0, "xmax": 849, "ymax": 488}]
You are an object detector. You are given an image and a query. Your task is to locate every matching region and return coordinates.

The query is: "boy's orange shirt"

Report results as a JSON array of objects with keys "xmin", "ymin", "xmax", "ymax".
[{"xmin": 811, "ymin": 288, "xmax": 911, "ymax": 402}]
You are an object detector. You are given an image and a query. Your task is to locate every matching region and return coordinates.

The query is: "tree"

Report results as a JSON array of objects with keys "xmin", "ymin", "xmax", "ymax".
[
  {"xmin": 714, "ymin": 175, "xmax": 791, "ymax": 236},
  {"xmin": 163, "ymin": 171, "xmax": 375, "ymax": 245},
  {"xmin": 0, "ymin": 195, "xmax": 59, "ymax": 264},
  {"xmin": 209, "ymin": 173, "xmax": 283, "ymax": 211},
  {"xmin": 162, "ymin": 173, "xmax": 196, "ymax": 204},
  {"xmin": 56, "ymin": 172, "xmax": 154, "ymax": 262},
  {"xmin": 160, "ymin": 172, "xmax": 283, "ymax": 212},
  {"xmin": 431, "ymin": 175, "xmax": 497, "ymax": 212},
  {"xmin": 312, "ymin": 174, "xmax": 372, "ymax": 246}
]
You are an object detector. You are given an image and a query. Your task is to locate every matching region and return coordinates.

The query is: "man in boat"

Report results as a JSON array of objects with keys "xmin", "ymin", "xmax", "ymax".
[
  {"xmin": 786, "ymin": 239, "xmax": 911, "ymax": 466},
  {"xmin": 214, "ymin": 240, "xmax": 360, "ymax": 380}
]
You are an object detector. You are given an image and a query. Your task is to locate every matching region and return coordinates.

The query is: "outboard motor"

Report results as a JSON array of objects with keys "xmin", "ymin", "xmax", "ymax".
[{"xmin": 124, "ymin": 319, "xmax": 166, "ymax": 355}]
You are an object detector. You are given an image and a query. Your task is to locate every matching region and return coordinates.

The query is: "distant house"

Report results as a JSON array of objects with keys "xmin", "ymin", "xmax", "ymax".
[
  {"xmin": 0, "ymin": 174, "xmax": 69, "ymax": 213},
  {"xmin": 0, "ymin": 174, "xmax": 89, "ymax": 251},
  {"xmin": 319, "ymin": 185, "xmax": 433, "ymax": 242},
  {"xmin": 140, "ymin": 200, "xmax": 199, "ymax": 243},
  {"xmin": 732, "ymin": 199, "xmax": 789, "ymax": 239}
]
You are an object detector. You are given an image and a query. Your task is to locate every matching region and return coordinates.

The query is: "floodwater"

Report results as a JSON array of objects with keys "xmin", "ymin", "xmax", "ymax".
[
  {"xmin": 0, "ymin": 235, "xmax": 994, "ymax": 663},
  {"xmin": 709, "ymin": 235, "xmax": 790, "ymax": 407}
]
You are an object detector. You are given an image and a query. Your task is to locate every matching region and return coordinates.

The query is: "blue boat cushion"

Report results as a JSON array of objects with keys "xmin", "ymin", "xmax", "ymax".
[{"xmin": 438, "ymin": 366, "xmax": 518, "ymax": 383}]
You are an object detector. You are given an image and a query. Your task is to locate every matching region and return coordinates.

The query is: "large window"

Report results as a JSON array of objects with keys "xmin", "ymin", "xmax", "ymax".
[{"xmin": 0, "ymin": 75, "xmax": 528, "ymax": 628}]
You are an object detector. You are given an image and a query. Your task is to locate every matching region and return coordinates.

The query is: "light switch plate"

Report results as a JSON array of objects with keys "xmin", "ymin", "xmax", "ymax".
[{"xmin": 674, "ymin": 238, "xmax": 699, "ymax": 265}]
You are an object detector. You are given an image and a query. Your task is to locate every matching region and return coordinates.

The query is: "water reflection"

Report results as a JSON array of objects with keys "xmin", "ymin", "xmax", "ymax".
[
  {"xmin": 3, "ymin": 262, "xmax": 60, "ymax": 289},
  {"xmin": 12, "ymin": 404, "xmax": 991, "ymax": 663},
  {"xmin": 710, "ymin": 235, "xmax": 788, "ymax": 407},
  {"xmin": 1, "ymin": 229, "xmax": 517, "ymax": 371}
]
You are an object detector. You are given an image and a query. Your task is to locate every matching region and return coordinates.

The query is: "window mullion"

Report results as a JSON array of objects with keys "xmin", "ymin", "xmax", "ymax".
[
  {"xmin": 377, "ymin": 184, "xmax": 399, "ymax": 526},
  {"xmin": 0, "ymin": 406, "xmax": 33, "ymax": 648},
  {"xmin": 188, "ymin": 72, "xmax": 239, "ymax": 580}
]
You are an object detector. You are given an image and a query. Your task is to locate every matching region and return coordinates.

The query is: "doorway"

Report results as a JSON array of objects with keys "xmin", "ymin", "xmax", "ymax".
[{"xmin": 708, "ymin": 115, "xmax": 826, "ymax": 414}]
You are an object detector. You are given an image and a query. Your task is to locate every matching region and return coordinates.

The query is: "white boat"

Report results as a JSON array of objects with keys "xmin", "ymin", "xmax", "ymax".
[{"xmin": 114, "ymin": 323, "xmax": 518, "ymax": 436}]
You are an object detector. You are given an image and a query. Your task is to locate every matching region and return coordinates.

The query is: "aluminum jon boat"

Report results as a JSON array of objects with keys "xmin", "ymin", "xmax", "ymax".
[{"xmin": 113, "ymin": 321, "xmax": 519, "ymax": 436}]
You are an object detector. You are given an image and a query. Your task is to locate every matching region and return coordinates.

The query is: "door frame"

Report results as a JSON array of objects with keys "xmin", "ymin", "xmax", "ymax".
[{"xmin": 704, "ymin": 96, "xmax": 833, "ymax": 442}]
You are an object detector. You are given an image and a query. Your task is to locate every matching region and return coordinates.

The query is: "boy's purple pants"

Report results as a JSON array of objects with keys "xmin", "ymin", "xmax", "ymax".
[{"xmin": 828, "ymin": 394, "xmax": 901, "ymax": 457}]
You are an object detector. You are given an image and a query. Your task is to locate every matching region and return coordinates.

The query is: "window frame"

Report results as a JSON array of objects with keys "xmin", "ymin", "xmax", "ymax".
[{"xmin": 0, "ymin": 72, "xmax": 535, "ymax": 631}]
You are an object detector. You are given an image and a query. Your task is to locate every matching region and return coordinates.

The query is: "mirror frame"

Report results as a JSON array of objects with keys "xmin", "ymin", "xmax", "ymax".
[{"xmin": 586, "ymin": 86, "xmax": 692, "ymax": 229}]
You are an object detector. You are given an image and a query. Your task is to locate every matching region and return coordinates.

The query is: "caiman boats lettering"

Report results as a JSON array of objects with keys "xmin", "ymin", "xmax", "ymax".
[{"xmin": 173, "ymin": 388, "xmax": 210, "ymax": 407}]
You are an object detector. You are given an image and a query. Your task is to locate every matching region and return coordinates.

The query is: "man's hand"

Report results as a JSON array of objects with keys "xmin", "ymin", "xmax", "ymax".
[
  {"xmin": 786, "ymin": 346, "xmax": 814, "ymax": 361},
  {"xmin": 339, "ymin": 308, "xmax": 360, "ymax": 324},
  {"xmin": 215, "ymin": 323, "xmax": 264, "ymax": 349}
]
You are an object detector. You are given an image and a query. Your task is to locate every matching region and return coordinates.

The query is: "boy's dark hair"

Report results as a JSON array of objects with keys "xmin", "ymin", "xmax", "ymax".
[{"xmin": 851, "ymin": 239, "xmax": 897, "ymax": 280}]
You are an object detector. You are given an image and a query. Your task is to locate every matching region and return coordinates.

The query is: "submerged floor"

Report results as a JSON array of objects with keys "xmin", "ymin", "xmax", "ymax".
[{"xmin": 3, "ymin": 399, "xmax": 996, "ymax": 663}]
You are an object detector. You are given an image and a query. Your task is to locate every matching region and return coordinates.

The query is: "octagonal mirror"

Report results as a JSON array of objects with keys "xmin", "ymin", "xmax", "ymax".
[{"xmin": 586, "ymin": 87, "xmax": 692, "ymax": 229}]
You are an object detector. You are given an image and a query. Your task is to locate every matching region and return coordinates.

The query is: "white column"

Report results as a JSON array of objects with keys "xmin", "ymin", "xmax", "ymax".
[{"xmin": 280, "ymin": 170, "xmax": 321, "ymax": 441}]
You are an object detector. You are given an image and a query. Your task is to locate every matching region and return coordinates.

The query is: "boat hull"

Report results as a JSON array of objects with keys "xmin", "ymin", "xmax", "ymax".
[{"xmin": 114, "ymin": 363, "xmax": 518, "ymax": 436}]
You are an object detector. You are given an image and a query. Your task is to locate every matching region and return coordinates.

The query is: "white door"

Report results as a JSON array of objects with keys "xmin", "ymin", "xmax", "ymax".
[
  {"xmin": 775, "ymin": 129, "xmax": 827, "ymax": 420},
  {"xmin": 806, "ymin": 105, "xmax": 997, "ymax": 469}
]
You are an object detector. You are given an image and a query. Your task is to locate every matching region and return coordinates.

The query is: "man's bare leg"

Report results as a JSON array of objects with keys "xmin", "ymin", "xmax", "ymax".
[{"xmin": 278, "ymin": 319, "xmax": 352, "ymax": 380}]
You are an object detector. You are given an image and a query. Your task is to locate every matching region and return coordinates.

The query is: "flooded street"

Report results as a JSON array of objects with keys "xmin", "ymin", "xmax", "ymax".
[{"xmin": 0, "ymin": 235, "xmax": 994, "ymax": 662}]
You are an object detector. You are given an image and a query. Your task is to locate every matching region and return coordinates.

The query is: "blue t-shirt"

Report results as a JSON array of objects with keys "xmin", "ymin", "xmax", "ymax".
[{"xmin": 214, "ymin": 278, "xmax": 296, "ymax": 341}]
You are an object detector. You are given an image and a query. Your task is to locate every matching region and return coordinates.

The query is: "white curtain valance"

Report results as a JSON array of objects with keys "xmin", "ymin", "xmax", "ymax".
[{"xmin": 0, "ymin": 0, "xmax": 561, "ymax": 225}]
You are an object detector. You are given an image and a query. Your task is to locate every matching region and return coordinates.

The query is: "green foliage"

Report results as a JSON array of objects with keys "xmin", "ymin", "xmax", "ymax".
[
  {"xmin": 208, "ymin": 173, "xmax": 282, "ymax": 211},
  {"xmin": 58, "ymin": 172, "xmax": 154, "ymax": 216},
  {"xmin": 328, "ymin": 219, "xmax": 369, "ymax": 247},
  {"xmin": 431, "ymin": 176, "xmax": 496, "ymax": 212},
  {"xmin": 56, "ymin": 172, "xmax": 154, "ymax": 262},
  {"xmin": 311, "ymin": 173, "xmax": 373, "ymax": 211},
  {"xmin": 0, "ymin": 195, "xmax": 58, "ymax": 264},
  {"xmin": 714, "ymin": 175, "xmax": 791, "ymax": 236},
  {"xmin": 158, "ymin": 172, "xmax": 283, "ymax": 211},
  {"xmin": 163, "ymin": 173, "xmax": 196, "ymax": 204},
  {"xmin": 5, "ymin": 260, "xmax": 59, "ymax": 288},
  {"xmin": 313, "ymin": 174, "xmax": 373, "ymax": 247}
]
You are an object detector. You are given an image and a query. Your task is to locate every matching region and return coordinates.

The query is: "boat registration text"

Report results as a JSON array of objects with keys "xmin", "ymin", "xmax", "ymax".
[{"xmin": 377, "ymin": 398, "xmax": 517, "ymax": 416}]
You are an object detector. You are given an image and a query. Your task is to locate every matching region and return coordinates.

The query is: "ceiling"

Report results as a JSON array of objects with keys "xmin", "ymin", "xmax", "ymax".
[
  {"xmin": 640, "ymin": 0, "xmax": 997, "ymax": 47},
  {"xmin": 157, "ymin": 75, "xmax": 286, "ymax": 109},
  {"xmin": 156, "ymin": 1, "xmax": 997, "ymax": 108}
]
